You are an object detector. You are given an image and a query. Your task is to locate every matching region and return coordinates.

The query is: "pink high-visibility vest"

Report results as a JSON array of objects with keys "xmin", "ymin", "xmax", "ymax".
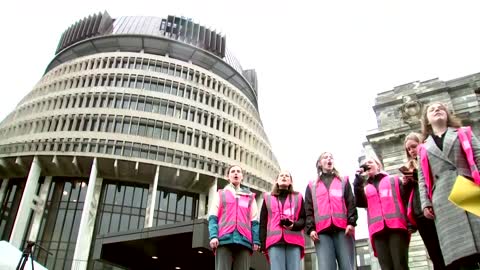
[
  {"xmin": 217, "ymin": 189, "xmax": 255, "ymax": 243},
  {"xmin": 419, "ymin": 126, "xmax": 480, "ymax": 200},
  {"xmin": 407, "ymin": 189, "xmax": 417, "ymax": 227},
  {"xmin": 418, "ymin": 144, "xmax": 434, "ymax": 200},
  {"xmin": 364, "ymin": 175, "xmax": 407, "ymax": 256},
  {"xmin": 264, "ymin": 192, "xmax": 305, "ymax": 258},
  {"xmin": 309, "ymin": 177, "xmax": 348, "ymax": 232}
]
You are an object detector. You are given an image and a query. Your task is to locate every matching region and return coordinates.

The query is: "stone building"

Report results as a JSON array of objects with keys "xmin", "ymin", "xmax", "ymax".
[
  {"xmin": 0, "ymin": 12, "xmax": 280, "ymax": 270},
  {"xmin": 362, "ymin": 72, "xmax": 480, "ymax": 269}
]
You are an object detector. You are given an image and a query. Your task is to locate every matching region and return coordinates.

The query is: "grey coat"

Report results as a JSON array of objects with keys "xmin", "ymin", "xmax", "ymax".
[{"xmin": 418, "ymin": 127, "xmax": 480, "ymax": 266}]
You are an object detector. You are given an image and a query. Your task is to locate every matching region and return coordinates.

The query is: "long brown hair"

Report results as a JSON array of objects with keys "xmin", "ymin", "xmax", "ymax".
[
  {"xmin": 270, "ymin": 171, "xmax": 298, "ymax": 196},
  {"xmin": 316, "ymin": 152, "xmax": 342, "ymax": 180},
  {"xmin": 421, "ymin": 102, "xmax": 462, "ymax": 138}
]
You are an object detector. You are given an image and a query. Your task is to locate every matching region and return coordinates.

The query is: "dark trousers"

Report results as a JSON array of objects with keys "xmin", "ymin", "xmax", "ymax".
[
  {"xmin": 215, "ymin": 244, "xmax": 250, "ymax": 270},
  {"xmin": 447, "ymin": 254, "xmax": 480, "ymax": 270},
  {"xmin": 374, "ymin": 228, "xmax": 409, "ymax": 270},
  {"xmin": 416, "ymin": 216, "xmax": 446, "ymax": 269}
]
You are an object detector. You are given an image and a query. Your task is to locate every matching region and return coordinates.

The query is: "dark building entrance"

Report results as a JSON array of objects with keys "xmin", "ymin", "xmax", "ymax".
[{"xmin": 92, "ymin": 219, "xmax": 268, "ymax": 270}]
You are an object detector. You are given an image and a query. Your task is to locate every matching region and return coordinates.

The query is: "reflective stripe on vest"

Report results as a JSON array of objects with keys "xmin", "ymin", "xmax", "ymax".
[
  {"xmin": 419, "ymin": 144, "xmax": 434, "ymax": 200},
  {"xmin": 407, "ymin": 188, "xmax": 417, "ymax": 227},
  {"xmin": 364, "ymin": 175, "xmax": 407, "ymax": 237},
  {"xmin": 309, "ymin": 177, "xmax": 348, "ymax": 232},
  {"xmin": 217, "ymin": 189, "xmax": 253, "ymax": 242},
  {"xmin": 264, "ymin": 192, "xmax": 305, "ymax": 253},
  {"xmin": 457, "ymin": 127, "xmax": 480, "ymax": 185}
]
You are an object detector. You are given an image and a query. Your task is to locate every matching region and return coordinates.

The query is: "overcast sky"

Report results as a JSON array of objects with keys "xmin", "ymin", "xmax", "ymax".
[{"xmin": 2, "ymin": 0, "xmax": 480, "ymax": 239}]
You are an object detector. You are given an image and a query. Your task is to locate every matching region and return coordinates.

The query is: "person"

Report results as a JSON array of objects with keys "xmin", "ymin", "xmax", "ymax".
[
  {"xmin": 354, "ymin": 157, "xmax": 410, "ymax": 270},
  {"xmin": 259, "ymin": 170, "xmax": 305, "ymax": 270},
  {"xmin": 417, "ymin": 102, "xmax": 480, "ymax": 269},
  {"xmin": 400, "ymin": 132, "xmax": 446, "ymax": 269},
  {"xmin": 208, "ymin": 165, "xmax": 260, "ymax": 270},
  {"xmin": 305, "ymin": 152, "xmax": 357, "ymax": 270}
]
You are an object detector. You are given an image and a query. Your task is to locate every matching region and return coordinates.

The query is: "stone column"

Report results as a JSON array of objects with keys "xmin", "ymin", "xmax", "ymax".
[
  {"xmin": 206, "ymin": 112, "xmax": 211, "ymax": 128},
  {"xmin": 205, "ymin": 134, "xmax": 210, "ymax": 152},
  {"xmin": 207, "ymin": 178, "xmax": 218, "ymax": 216},
  {"xmin": 0, "ymin": 179, "xmax": 9, "ymax": 207},
  {"xmin": 212, "ymin": 115, "xmax": 218, "ymax": 130},
  {"xmin": 218, "ymin": 139, "xmax": 223, "ymax": 156},
  {"xmin": 255, "ymin": 192, "xmax": 264, "ymax": 214},
  {"xmin": 72, "ymin": 158, "xmax": 103, "ymax": 270},
  {"xmin": 145, "ymin": 165, "xmax": 160, "ymax": 228},
  {"xmin": 10, "ymin": 156, "xmax": 41, "ymax": 248},
  {"xmin": 198, "ymin": 192, "xmax": 207, "ymax": 219},
  {"xmin": 27, "ymin": 176, "xmax": 52, "ymax": 241}
]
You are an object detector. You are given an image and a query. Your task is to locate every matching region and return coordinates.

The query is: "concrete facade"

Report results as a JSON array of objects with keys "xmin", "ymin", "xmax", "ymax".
[
  {"xmin": 363, "ymin": 73, "xmax": 480, "ymax": 269},
  {"xmin": 0, "ymin": 12, "xmax": 280, "ymax": 270}
]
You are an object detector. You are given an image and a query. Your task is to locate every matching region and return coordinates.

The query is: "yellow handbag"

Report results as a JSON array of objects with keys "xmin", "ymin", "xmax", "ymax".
[{"xmin": 448, "ymin": 175, "xmax": 480, "ymax": 217}]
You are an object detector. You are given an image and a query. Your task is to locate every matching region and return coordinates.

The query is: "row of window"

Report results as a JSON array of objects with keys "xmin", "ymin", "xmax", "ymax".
[
  {"xmin": 1, "ymin": 112, "xmax": 274, "ymax": 171},
  {"xmin": 96, "ymin": 182, "xmax": 198, "ymax": 235},
  {"xmin": 21, "ymin": 71, "xmax": 265, "ymax": 139},
  {"xmin": 0, "ymin": 139, "xmax": 272, "ymax": 188},
  {"xmin": 12, "ymin": 91, "xmax": 270, "ymax": 154},
  {"xmin": 39, "ymin": 52, "xmax": 257, "ymax": 116}
]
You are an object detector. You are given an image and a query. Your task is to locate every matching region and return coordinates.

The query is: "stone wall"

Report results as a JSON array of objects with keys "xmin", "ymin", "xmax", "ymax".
[{"xmin": 363, "ymin": 72, "xmax": 480, "ymax": 269}]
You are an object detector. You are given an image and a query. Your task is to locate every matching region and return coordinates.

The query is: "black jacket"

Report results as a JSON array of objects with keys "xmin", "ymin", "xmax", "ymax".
[
  {"xmin": 400, "ymin": 168, "xmax": 424, "ymax": 219},
  {"xmin": 259, "ymin": 190, "xmax": 306, "ymax": 251},
  {"xmin": 304, "ymin": 173, "xmax": 357, "ymax": 235}
]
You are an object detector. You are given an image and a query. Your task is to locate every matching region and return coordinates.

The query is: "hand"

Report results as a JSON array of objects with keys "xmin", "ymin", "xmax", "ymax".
[
  {"xmin": 283, "ymin": 224, "xmax": 294, "ymax": 230},
  {"xmin": 209, "ymin": 238, "xmax": 219, "ymax": 249},
  {"xmin": 310, "ymin": 231, "xmax": 319, "ymax": 242},
  {"xmin": 355, "ymin": 168, "xmax": 365, "ymax": 175},
  {"xmin": 345, "ymin": 225, "xmax": 355, "ymax": 237},
  {"xmin": 355, "ymin": 167, "xmax": 368, "ymax": 181},
  {"xmin": 253, "ymin": 244, "xmax": 260, "ymax": 251},
  {"xmin": 401, "ymin": 173, "xmax": 414, "ymax": 185},
  {"xmin": 424, "ymin": 207, "xmax": 435, "ymax": 219},
  {"xmin": 399, "ymin": 166, "xmax": 411, "ymax": 174}
]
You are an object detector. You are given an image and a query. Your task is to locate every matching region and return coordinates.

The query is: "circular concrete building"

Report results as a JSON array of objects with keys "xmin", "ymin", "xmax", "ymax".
[{"xmin": 0, "ymin": 12, "xmax": 280, "ymax": 270}]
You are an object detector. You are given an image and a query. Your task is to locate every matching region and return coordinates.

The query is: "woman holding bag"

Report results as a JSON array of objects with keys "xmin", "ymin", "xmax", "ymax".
[{"xmin": 417, "ymin": 102, "xmax": 480, "ymax": 269}]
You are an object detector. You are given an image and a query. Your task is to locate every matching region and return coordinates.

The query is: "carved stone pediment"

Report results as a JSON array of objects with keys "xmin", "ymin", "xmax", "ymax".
[{"xmin": 399, "ymin": 94, "xmax": 423, "ymax": 126}]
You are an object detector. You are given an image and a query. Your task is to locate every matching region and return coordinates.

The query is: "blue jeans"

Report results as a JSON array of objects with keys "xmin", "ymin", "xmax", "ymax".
[
  {"xmin": 268, "ymin": 244, "xmax": 301, "ymax": 270},
  {"xmin": 314, "ymin": 231, "xmax": 355, "ymax": 270}
]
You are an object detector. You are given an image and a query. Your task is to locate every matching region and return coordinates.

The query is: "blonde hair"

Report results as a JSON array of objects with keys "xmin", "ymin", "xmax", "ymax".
[
  {"xmin": 404, "ymin": 132, "xmax": 423, "ymax": 160},
  {"xmin": 403, "ymin": 132, "xmax": 422, "ymax": 170},
  {"xmin": 421, "ymin": 102, "xmax": 462, "ymax": 138},
  {"xmin": 362, "ymin": 156, "xmax": 388, "ymax": 186},
  {"xmin": 362, "ymin": 156, "xmax": 383, "ymax": 171},
  {"xmin": 316, "ymin": 152, "xmax": 342, "ymax": 179}
]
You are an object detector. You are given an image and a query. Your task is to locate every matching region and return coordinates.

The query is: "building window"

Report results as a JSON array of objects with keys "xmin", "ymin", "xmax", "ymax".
[
  {"xmin": 0, "ymin": 179, "xmax": 26, "ymax": 241},
  {"xmin": 153, "ymin": 188, "xmax": 198, "ymax": 226},
  {"xmin": 34, "ymin": 178, "xmax": 88, "ymax": 270}
]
